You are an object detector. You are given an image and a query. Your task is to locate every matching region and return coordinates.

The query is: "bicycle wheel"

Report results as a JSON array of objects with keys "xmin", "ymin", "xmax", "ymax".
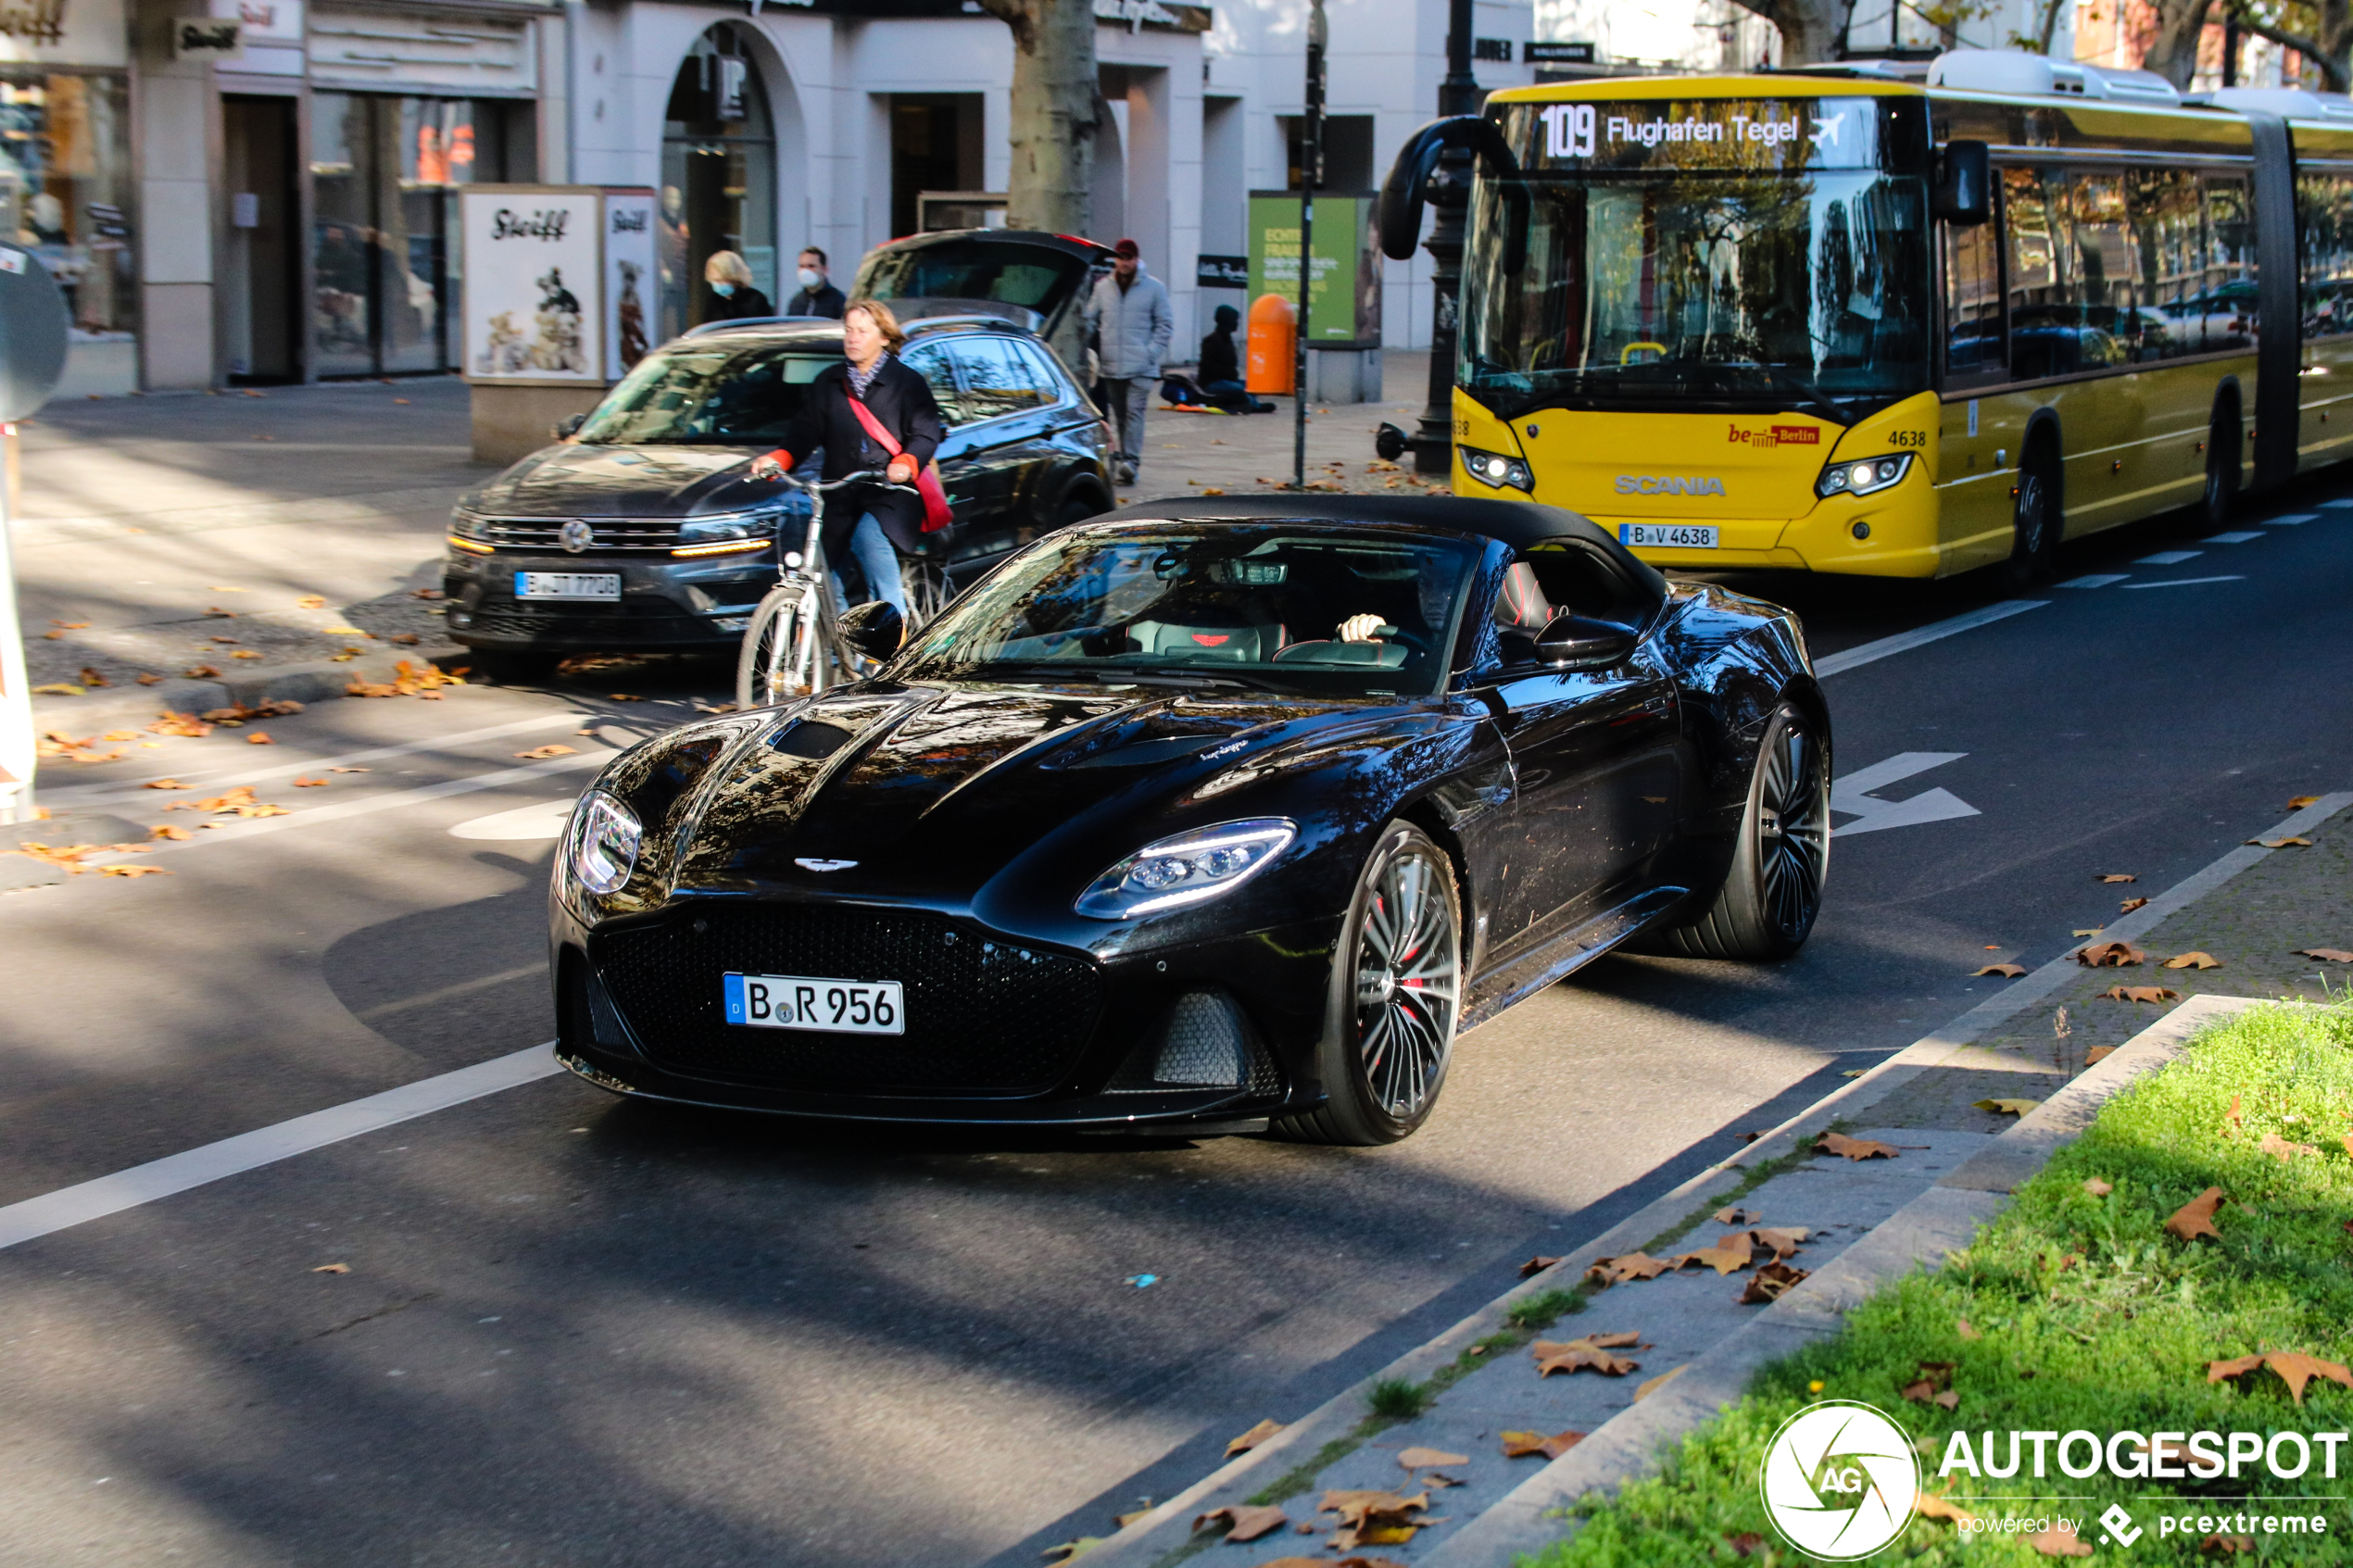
[
  {"xmin": 900, "ymin": 557, "xmax": 949, "ymax": 633},
  {"xmin": 736, "ymin": 584, "xmax": 822, "ymax": 709}
]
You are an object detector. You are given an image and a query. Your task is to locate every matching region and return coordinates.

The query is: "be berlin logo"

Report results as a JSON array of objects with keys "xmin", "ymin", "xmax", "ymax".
[{"xmin": 1758, "ymin": 1400, "xmax": 2345, "ymax": 1558}]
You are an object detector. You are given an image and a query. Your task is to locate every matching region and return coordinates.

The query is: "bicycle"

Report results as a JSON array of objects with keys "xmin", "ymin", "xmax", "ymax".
[{"xmin": 734, "ymin": 470, "xmax": 925, "ymax": 709}]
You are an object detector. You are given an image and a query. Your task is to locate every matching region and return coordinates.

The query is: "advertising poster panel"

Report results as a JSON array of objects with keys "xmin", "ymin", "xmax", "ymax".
[
  {"xmin": 459, "ymin": 185, "xmax": 602, "ymax": 383},
  {"xmin": 1246, "ymin": 193, "xmax": 1379, "ymax": 345},
  {"xmin": 601, "ymin": 189, "xmax": 657, "ymax": 383}
]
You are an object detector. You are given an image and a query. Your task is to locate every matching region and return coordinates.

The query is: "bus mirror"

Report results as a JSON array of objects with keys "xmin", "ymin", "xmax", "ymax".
[{"xmin": 1934, "ymin": 141, "xmax": 1991, "ymax": 226}]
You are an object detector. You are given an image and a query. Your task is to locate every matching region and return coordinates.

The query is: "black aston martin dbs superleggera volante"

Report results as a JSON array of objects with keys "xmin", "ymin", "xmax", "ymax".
[{"xmin": 550, "ymin": 495, "xmax": 1830, "ymax": 1144}]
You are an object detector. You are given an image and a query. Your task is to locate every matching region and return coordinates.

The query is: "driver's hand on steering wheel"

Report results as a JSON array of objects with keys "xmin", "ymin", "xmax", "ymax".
[
  {"xmin": 1337, "ymin": 612, "xmax": 1387, "ymax": 643},
  {"xmin": 750, "ymin": 449, "xmax": 793, "ymax": 482},
  {"xmin": 886, "ymin": 455, "xmax": 918, "ymax": 485}
]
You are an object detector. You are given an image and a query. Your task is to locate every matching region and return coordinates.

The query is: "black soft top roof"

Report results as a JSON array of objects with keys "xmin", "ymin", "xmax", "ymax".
[{"xmin": 1092, "ymin": 494, "xmax": 1668, "ymax": 598}]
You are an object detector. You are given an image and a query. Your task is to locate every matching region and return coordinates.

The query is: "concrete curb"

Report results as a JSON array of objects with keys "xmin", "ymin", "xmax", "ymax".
[
  {"xmin": 1424, "ymin": 992, "xmax": 2258, "ymax": 1567},
  {"xmin": 29, "ymin": 643, "xmax": 467, "ymax": 739},
  {"xmin": 1072, "ymin": 793, "xmax": 2350, "ymax": 1568}
]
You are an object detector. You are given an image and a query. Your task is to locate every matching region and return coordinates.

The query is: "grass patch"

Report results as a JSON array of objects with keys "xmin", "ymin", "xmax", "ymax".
[
  {"xmin": 1521, "ymin": 1002, "xmax": 2353, "ymax": 1567},
  {"xmin": 1506, "ymin": 1286, "xmax": 1589, "ymax": 1333},
  {"xmin": 1366, "ymin": 1377, "xmax": 1431, "ymax": 1422}
]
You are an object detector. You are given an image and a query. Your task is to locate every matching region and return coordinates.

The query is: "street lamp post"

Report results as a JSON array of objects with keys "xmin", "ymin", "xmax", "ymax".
[
  {"xmin": 1409, "ymin": 0, "xmax": 1478, "ymax": 478},
  {"xmin": 1292, "ymin": 0, "xmax": 1327, "ymax": 491}
]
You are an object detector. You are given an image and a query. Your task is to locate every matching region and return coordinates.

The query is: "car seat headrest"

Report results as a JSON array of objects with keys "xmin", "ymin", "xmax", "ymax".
[{"xmin": 1492, "ymin": 561, "xmax": 1552, "ymax": 633}]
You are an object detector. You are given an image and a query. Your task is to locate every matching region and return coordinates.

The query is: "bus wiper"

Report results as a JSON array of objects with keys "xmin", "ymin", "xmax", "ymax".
[{"xmin": 1756, "ymin": 364, "xmax": 1856, "ymax": 427}]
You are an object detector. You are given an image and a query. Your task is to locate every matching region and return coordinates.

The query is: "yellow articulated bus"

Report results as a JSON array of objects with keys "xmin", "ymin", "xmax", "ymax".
[{"xmin": 1382, "ymin": 50, "xmax": 2353, "ymax": 581}]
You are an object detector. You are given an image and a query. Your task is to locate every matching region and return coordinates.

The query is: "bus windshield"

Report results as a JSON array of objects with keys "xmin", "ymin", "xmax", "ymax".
[{"xmin": 1461, "ymin": 156, "xmax": 1931, "ymax": 423}]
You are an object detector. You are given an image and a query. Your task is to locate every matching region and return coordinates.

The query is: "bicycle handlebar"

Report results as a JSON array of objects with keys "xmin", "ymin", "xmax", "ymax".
[{"xmin": 757, "ymin": 464, "xmax": 917, "ymax": 498}]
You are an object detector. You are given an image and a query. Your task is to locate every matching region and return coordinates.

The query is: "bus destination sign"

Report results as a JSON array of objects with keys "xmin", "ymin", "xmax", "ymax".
[{"xmin": 1512, "ymin": 98, "xmax": 1886, "ymax": 172}]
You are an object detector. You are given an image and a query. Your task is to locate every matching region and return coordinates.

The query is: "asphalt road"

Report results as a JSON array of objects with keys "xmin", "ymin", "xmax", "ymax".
[{"xmin": 3, "ymin": 482, "xmax": 2349, "ymax": 1567}]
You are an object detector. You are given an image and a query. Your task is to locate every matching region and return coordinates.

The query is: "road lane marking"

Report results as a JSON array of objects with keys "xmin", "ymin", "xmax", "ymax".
[
  {"xmin": 2267, "ymin": 512, "xmax": 2316, "ymax": 523},
  {"xmin": 2201, "ymin": 531, "xmax": 2263, "ymax": 543},
  {"xmin": 2313, "ymin": 501, "xmax": 2351, "ymax": 510},
  {"xmin": 1811, "ymin": 600, "xmax": 2046, "ymax": 678},
  {"xmin": 0, "ymin": 1044, "xmax": 563, "ymax": 1253},
  {"xmin": 1830, "ymin": 753, "xmax": 1978, "ymax": 837},
  {"xmin": 43, "ymin": 712, "xmax": 591, "ymax": 810},
  {"xmin": 449, "ymin": 799, "xmax": 576, "ymax": 840},
  {"xmin": 2134, "ymin": 549, "xmax": 2202, "ymax": 565},
  {"xmin": 2120, "ymin": 575, "xmax": 2246, "ymax": 590},
  {"xmin": 2057, "ymin": 574, "xmax": 2128, "ymax": 590},
  {"xmin": 352, "ymin": 965, "xmax": 545, "ymax": 1023}
]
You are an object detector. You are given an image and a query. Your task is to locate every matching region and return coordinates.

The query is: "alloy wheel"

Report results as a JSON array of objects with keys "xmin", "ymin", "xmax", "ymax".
[
  {"xmin": 1353, "ymin": 843, "xmax": 1460, "ymax": 1119},
  {"xmin": 1755, "ymin": 717, "xmax": 1830, "ymax": 942}
]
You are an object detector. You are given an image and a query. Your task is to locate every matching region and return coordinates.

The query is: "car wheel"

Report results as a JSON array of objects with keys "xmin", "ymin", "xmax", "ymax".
[
  {"xmin": 735, "ymin": 585, "xmax": 837, "ymax": 709},
  {"xmin": 1052, "ymin": 490, "xmax": 1107, "ymax": 532},
  {"xmin": 1275, "ymin": 821, "xmax": 1463, "ymax": 1146},
  {"xmin": 474, "ymin": 649, "xmax": 559, "ymax": 684},
  {"xmin": 2000, "ymin": 443, "xmax": 2059, "ymax": 587},
  {"xmin": 1652, "ymin": 704, "xmax": 1829, "ymax": 961}
]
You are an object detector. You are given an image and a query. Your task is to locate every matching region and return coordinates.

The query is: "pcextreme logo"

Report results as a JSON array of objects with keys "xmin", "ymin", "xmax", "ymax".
[{"xmin": 1760, "ymin": 1401, "xmax": 1919, "ymax": 1560}]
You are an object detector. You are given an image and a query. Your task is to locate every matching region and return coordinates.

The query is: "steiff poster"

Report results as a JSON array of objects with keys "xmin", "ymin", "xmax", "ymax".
[
  {"xmin": 601, "ymin": 190, "xmax": 657, "ymax": 383},
  {"xmin": 460, "ymin": 186, "xmax": 602, "ymax": 383}
]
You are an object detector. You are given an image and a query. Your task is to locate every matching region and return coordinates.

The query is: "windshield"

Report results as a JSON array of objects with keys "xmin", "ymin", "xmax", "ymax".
[
  {"xmin": 858, "ymin": 238, "xmax": 1090, "ymax": 315},
  {"xmin": 896, "ymin": 523, "xmax": 1480, "ymax": 698},
  {"xmin": 1461, "ymin": 96, "xmax": 1931, "ymax": 421},
  {"xmin": 574, "ymin": 345, "xmax": 835, "ymax": 445}
]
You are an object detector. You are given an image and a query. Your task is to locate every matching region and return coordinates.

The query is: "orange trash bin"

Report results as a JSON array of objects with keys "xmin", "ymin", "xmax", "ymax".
[{"xmin": 1246, "ymin": 294, "xmax": 1295, "ymax": 395}]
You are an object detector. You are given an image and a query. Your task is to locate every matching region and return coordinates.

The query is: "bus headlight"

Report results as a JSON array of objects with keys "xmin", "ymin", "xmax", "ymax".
[
  {"xmin": 1461, "ymin": 445, "xmax": 1533, "ymax": 493},
  {"xmin": 1817, "ymin": 454, "xmax": 1913, "ymax": 498}
]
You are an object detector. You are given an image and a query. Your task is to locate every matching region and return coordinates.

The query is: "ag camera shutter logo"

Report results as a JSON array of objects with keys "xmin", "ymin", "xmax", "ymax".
[{"xmin": 1760, "ymin": 1401, "xmax": 1919, "ymax": 1560}]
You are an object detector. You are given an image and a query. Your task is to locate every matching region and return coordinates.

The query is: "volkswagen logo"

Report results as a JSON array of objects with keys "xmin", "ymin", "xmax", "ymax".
[{"xmin": 559, "ymin": 520, "xmax": 595, "ymax": 554}]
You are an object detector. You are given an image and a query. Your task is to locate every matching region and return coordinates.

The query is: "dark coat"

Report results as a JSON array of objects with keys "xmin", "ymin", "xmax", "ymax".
[
  {"xmin": 785, "ymin": 281, "xmax": 847, "ymax": 319},
  {"xmin": 773, "ymin": 355, "xmax": 945, "ymax": 553},
  {"xmin": 700, "ymin": 284, "xmax": 774, "ymax": 322},
  {"xmin": 1199, "ymin": 326, "xmax": 1239, "ymax": 386}
]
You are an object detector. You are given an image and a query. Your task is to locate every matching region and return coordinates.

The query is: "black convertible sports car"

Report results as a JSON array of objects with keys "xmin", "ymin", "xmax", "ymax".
[{"xmin": 550, "ymin": 495, "xmax": 1831, "ymax": 1144}]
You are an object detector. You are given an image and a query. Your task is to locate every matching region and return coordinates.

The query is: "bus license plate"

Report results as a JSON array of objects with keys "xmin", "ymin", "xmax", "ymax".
[
  {"xmin": 723, "ymin": 972, "xmax": 904, "ymax": 1035},
  {"xmin": 515, "ymin": 571, "xmax": 621, "ymax": 600},
  {"xmin": 1619, "ymin": 524, "xmax": 1718, "ymax": 550}
]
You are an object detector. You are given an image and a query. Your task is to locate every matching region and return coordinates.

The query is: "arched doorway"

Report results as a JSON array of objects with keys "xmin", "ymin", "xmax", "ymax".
[{"xmin": 661, "ymin": 24, "xmax": 776, "ymax": 338}]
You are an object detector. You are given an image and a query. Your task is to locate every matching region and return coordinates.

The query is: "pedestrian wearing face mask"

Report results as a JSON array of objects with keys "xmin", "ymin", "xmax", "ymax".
[
  {"xmin": 701, "ymin": 250, "xmax": 774, "ymax": 322},
  {"xmin": 785, "ymin": 247, "xmax": 847, "ymax": 319}
]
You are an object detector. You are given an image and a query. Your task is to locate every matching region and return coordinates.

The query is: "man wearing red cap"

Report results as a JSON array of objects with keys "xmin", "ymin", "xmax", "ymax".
[{"xmin": 1083, "ymin": 237, "xmax": 1173, "ymax": 489}]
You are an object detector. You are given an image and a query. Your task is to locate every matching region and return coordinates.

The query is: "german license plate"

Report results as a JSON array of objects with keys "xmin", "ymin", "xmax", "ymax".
[
  {"xmin": 515, "ymin": 571, "xmax": 621, "ymax": 600},
  {"xmin": 723, "ymin": 972, "xmax": 904, "ymax": 1035},
  {"xmin": 1619, "ymin": 524, "xmax": 1719, "ymax": 549}
]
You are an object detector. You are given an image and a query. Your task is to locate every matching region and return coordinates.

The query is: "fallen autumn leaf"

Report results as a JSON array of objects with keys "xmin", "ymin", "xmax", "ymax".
[
  {"xmin": 1225, "ymin": 1419, "xmax": 1282, "ymax": 1457},
  {"xmin": 1501, "ymin": 1430, "xmax": 1584, "ymax": 1460},
  {"xmin": 1190, "ymin": 1504, "xmax": 1287, "ymax": 1542},
  {"xmin": 1974, "ymin": 962, "xmax": 2028, "ymax": 977},
  {"xmin": 2248, "ymin": 836, "xmax": 2313, "ymax": 847},
  {"xmin": 2164, "ymin": 951, "xmax": 2223, "ymax": 969},
  {"xmin": 2101, "ymin": 985, "xmax": 2180, "ymax": 1004},
  {"xmin": 2297, "ymin": 947, "xmax": 2353, "ymax": 963},
  {"xmin": 2166, "ymin": 1187, "xmax": 2225, "ymax": 1243},
  {"xmin": 2077, "ymin": 940, "xmax": 2147, "ymax": 967},
  {"xmin": 2084, "ymin": 1178, "xmax": 2114, "ymax": 1197},
  {"xmin": 1818, "ymin": 1132, "xmax": 1898, "ymax": 1160},
  {"xmin": 1973, "ymin": 1098, "xmax": 2040, "ymax": 1116},
  {"xmin": 515, "ymin": 745, "xmax": 577, "ymax": 759}
]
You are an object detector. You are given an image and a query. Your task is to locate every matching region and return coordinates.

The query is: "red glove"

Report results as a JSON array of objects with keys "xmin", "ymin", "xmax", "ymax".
[
  {"xmin": 752, "ymin": 449, "xmax": 793, "ymax": 480},
  {"xmin": 886, "ymin": 455, "xmax": 918, "ymax": 485}
]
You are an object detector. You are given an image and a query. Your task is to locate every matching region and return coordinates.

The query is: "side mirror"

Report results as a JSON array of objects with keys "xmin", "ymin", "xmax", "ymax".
[
  {"xmin": 1531, "ymin": 612, "xmax": 1636, "ymax": 670},
  {"xmin": 1933, "ymin": 141, "xmax": 1991, "ymax": 226},
  {"xmin": 551, "ymin": 412, "xmax": 587, "ymax": 441},
  {"xmin": 837, "ymin": 599, "xmax": 904, "ymax": 663}
]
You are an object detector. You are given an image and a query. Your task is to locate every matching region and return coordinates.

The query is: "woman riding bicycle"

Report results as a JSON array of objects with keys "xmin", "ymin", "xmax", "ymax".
[{"xmin": 750, "ymin": 297, "xmax": 943, "ymax": 630}]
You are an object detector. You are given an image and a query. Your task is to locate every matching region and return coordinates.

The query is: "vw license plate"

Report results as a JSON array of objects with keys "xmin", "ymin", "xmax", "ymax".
[
  {"xmin": 724, "ymin": 972, "xmax": 905, "ymax": 1035},
  {"xmin": 1618, "ymin": 524, "xmax": 1719, "ymax": 550},
  {"xmin": 515, "ymin": 571, "xmax": 621, "ymax": 600}
]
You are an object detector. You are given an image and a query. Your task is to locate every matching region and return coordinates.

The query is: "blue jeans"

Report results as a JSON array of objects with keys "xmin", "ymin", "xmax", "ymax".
[{"xmin": 830, "ymin": 511, "xmax": 906, "ymax": 620}]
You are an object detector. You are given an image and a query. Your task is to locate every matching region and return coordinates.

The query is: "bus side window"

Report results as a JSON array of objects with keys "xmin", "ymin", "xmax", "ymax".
[
  {"xmin": 2070, "ymin": 173, "xmax": 2137, "ymax": 369},
  {"xmin": 2129, "ymin": 169, "xmax": 2203, "ymax": 360},
  {"xmin": 2005, "ymin": 168, "xmax": 2078, "ymax": 381},
  {"xmin": 1944, "ymin": 217, "xmax": 2003, "ymax": 385},
  {"xmin": 2204, "ymin": 177, "xmax": 2257, "ymax": 353},
  {"xmin": 2296, "ymin": 174, "xmax": 2353, "ymax": 341}
]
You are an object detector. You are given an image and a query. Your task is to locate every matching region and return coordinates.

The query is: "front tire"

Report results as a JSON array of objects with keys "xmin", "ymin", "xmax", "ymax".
[
  {"xmin": 734, "ymin": 585, "xmax": 834, "ymax": 709},
  {"xmin": 1652, "ymin": 705, "xmax": 1829, "ymax": 961},
  {"xmin": 1275, "ymin": 822, "xmax": 1463, "ymax": 1146}
]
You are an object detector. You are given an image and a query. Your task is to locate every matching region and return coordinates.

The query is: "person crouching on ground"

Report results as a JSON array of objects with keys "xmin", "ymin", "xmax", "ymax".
[
  {"xmin": 1198, "ymin": 303, "xmax": 1271, "ymax": 414},
  {"xmin": 1083, "ymin": 238, "xmax": 1173, "ymax": 487},
  {"xmin": 750, "ymin": 298, "xmax": 943, "ymax": 630}
]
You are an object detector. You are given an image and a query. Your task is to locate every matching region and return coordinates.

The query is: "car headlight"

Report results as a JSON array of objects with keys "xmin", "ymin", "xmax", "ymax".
[
  {"xmin": 565, "ymin": 791, "xmax": 642, "ymax": 895},
  {"xmin": 1074, "ymin": 817, "xmax": 1297, "ymax": 919},
  {"xmin": 449, "ymin": 507, "xmax": 487, "ymax": 539},
  {"xmin": 1816, "ymin": 453, "xmax": 1913, "ymax": 498},
  {"xmin": 1460, "ymin": 445, "xmax": 1533, "ymax": 493},
  {"xmin": 678, "ymin": 511, "xmax": 771, "ymax": 544}
]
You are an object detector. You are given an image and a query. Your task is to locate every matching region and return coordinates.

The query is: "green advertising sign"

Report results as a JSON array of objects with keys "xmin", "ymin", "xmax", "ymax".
[{"xmin": 1247, "ymin": 193, "xmax": 1378, "ymax": 345}]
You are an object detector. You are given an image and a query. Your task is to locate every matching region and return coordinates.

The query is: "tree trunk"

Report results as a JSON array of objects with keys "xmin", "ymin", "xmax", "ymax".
[
  {"xmin": 1728, "ymin": 0, "xmax": 1856, "ymax": 66},
  {"xmin": 2229, "ymin": 0, "xmax": 2353, "ymax": 93},
  {"xmin": 977, "ymin": 0, "xmax": 1100, "ymax": 235},
  {"xmin": 2141, "ymin": 0, "xmax": 2213, "ymax": 87}
]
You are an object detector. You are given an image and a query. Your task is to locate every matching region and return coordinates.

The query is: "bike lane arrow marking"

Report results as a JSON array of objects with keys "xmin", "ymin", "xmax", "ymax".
[{"xmin": 1830, "ymin": 751, "xmax": 1978, "ymax": 837}]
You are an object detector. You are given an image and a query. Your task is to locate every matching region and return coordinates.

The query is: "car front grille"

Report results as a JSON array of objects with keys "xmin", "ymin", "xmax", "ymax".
[
  {"xmin": 461, "ymin": 602, "xmax": 718, "ymax": 642},
  {"xmin": 594, "ymin": 905, "xmax": 1103, "ymax": 1094},
  {"xmin": 463, "ymin": 518, "xmax": 688, "ymax": 552}
]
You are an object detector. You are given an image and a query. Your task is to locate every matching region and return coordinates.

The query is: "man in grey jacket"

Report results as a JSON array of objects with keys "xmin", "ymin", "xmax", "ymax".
[{"xmin": 1083, "ymin": 238, "xmax": 1173, "ymax": 487}]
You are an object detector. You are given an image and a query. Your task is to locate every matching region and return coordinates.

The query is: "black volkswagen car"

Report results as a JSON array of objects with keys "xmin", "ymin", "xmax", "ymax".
[
  {"xmin": 550, "ymin": 495, "xmax": 1831, "ymax": 1145},
  {"xmin": 443, "ymin": 317, "xmax": 1115, "ymax": 680}
]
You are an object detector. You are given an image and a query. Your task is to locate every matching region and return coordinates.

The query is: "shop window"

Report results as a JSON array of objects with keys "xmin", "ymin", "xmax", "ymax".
[
  {"xmin": 0, "ymin": 70, "xmax": 136, "ymax": 395},
  {"xmin": 662, "ymin": 25, "xmax": 776, "ymax": 339},
  {"xmin": 888, "ymin": 94, "xmax": 983, "ymax": 240}
]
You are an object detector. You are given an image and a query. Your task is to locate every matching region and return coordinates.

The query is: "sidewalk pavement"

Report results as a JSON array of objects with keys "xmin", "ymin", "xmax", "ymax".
[
  {"xmin": 1115, "ymin": 352, "xmax": 1443, "ymax": 504},
  {"xmin": 1063, "ymin": 792, "xmax": 2352, "ymax": 1567}
]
